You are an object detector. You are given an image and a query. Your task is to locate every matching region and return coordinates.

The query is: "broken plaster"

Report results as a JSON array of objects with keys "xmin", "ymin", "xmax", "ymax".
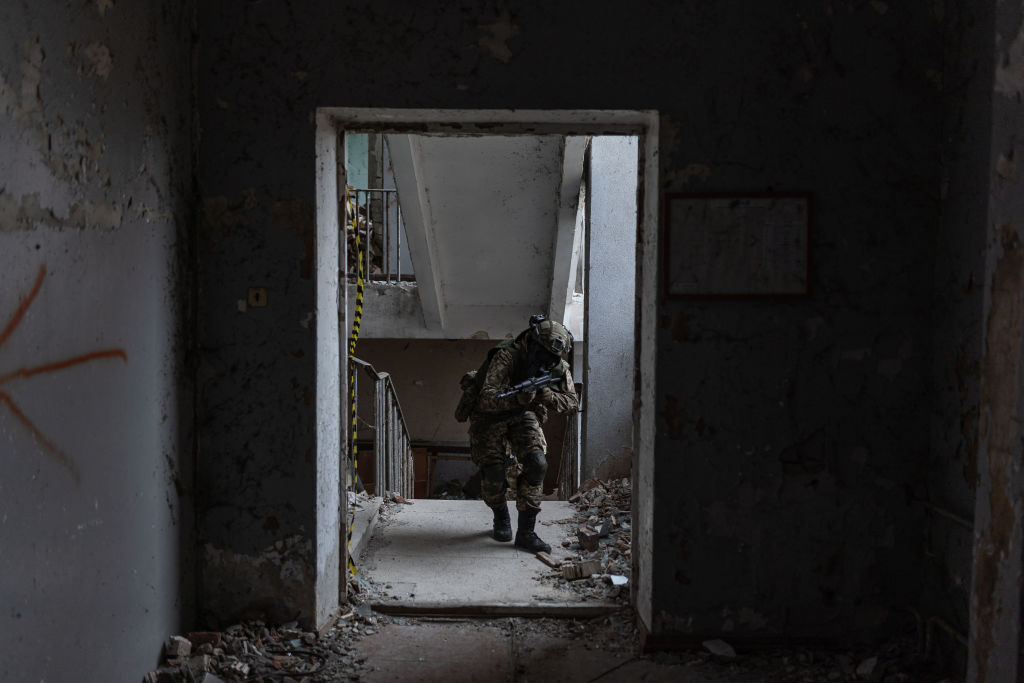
[
  {"xmin": 203, "ymin": 535, "xmax": 316, "ymax": 626},
  {"xmin": 972, "ymin": 222, "xmax": 1024, "ymax": 680},
  {"xmin": 270, "ymin": 198, "xmax": 315, "ymax": 280},
  {"xmin": 995, "ymin": 21, "xmax": 1024, "ymax": 98},
  {"xmin": 0, "ymin": 190, "xmax": 123, "ymax": 231},
  {"xmin": 19, "ymin": 38, "xmax": 43, "ymax": 118},
  {"xmin": 82, "ymin": 42, "xmax": 113, "ymax": 80},
  {"xmin": 478, "ymin": 11, "xmax": 519, "ymax": 63},
  {"xmin": 1, "ymin": 42, "xmax": 132, "ymax": 209}
]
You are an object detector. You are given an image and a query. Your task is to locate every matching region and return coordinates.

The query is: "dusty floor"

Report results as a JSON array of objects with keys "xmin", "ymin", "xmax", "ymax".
[
  {"xmin": 145, "ymin": 607, "xmax": 943, "ymax": 682},
  {"xmin": 353, "ymin": 613, "xmax": 945, "ymax": 683},
  {"xmin": 145, "ymin": 481, "xmax": 949, "ymax": 682},
  {"xmin": 354, "ymin": 497, "xmax": 621, "ymax": 612}
]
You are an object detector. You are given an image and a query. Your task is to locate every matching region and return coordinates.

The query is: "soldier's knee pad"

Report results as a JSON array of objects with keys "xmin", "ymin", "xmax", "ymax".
[
  {"xmin": 521, "ymin": 449, "xmax": 547, "ymax": 486},
  {"xmin": 480, "ymin": 464, "xmax": 507, "ymax": 497}
]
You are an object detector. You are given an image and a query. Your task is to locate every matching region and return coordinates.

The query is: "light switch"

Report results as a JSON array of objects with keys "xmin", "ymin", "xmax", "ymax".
[{"xmin": 248, "ymin": 288, "xmax": 267, "ymax": 307}]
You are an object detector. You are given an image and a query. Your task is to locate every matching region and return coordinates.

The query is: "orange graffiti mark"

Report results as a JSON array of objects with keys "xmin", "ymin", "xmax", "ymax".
[
  {"xmin": 0, "ymin": 264, "xmax": 127, "ymax": 485},
  {"xmin": 0, "ymin": 262, "xmax": 44, "ymax": 348}
]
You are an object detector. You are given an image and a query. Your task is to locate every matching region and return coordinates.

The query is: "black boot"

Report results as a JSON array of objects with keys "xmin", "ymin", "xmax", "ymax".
[
  {"xmin": 491, "ymin": 504, "xmax": 512, "ymax": 542},
  {"xmin": 514, "ymin": 508, "xmax": 551, "ymax": 553}
]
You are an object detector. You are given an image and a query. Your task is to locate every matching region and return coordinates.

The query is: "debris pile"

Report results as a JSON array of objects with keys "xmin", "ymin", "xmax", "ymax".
[
  {"xmin": 535, "ymin": 477, "xmax": 633, "ymax": 602},
  {"xmin": 142, "ymin": 606, "xmax": 380, "ymax": 682}
]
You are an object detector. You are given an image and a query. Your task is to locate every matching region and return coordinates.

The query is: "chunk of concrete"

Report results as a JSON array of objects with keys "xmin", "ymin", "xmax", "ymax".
[
  {"xmin": 224, "ymin": 660, "xmax": 250, "ymax": 676},
  {"xmin": 577, "ymin": 526, "xmax": 599, "ymax": 551},
  {"xmin": 561, "ymin": 558, "xmax": 603, "ymax": 579},
  {"xmin": 164, "ymin": 635, "xmax": 191, "ymax": 659},
  {"xmin": 144, "ymin": 668, "xmax": 183, "ymax": 683},
  {"xmin": 188, "ymin": 654, "xmax": 213, "ymax": 676},
  {"xmin": 702, "ymin": 639, "xmax": 736, "ymax": 658},
  {"xmin": 187, "ymin": 631, "xmax": 222, "ymax": 649},
  {"xmin": 856, "ymin": 656, "xmax": 878, "ymax": 678}
]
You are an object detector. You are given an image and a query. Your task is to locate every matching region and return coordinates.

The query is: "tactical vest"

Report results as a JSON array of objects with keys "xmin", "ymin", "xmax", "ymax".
[{"xmin": 454, "ymin": 338, "xmax": 517, "ymax": 422}]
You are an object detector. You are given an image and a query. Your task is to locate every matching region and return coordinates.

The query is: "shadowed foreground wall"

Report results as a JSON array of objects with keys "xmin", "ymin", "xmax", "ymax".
[
  {"xmin": 0, "ymin": 2, "xmax": 195, "ymax": 681},
  {"xmin": 196, "ymin": 0, "xmax": 950, "ymax": 643}
]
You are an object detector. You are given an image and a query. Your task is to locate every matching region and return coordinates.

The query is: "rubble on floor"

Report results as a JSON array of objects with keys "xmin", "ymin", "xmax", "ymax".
[
  {"xmin": 533, "ymin": 477, "xmax": 633, "ymax": 603},
  {"xmin": 144, "ymin": 611, "xmax": 940, "ymax": 683},
  {"xmin": 144, "ymin": 484, "xmax": 945, "ymax": 681},
  {"xmin": 142, "ymin": 604, "xmax": 378, "ymax": 683}
]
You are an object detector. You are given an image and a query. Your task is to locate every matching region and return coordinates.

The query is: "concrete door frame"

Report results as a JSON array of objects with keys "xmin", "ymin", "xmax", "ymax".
[{"xmin": 314, "ymin": 108, "xmax": 660, "ymax": 631}]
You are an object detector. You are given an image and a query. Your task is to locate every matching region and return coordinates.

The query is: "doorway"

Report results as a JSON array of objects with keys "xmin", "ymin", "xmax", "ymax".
[{"xmin": 313, "ymin": 109, "xmax": 659, "ymax": 631}]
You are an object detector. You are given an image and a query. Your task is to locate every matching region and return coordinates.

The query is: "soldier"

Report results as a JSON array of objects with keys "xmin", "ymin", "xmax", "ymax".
[{"xmin": 458, "ymin": 315, "xmax": 579, "ymax": 553}]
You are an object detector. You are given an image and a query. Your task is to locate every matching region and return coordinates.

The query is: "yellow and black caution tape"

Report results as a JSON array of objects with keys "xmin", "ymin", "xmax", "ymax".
[{"xmin": 346, "ymin": 189, "xmax": 365, "ymax": 575}]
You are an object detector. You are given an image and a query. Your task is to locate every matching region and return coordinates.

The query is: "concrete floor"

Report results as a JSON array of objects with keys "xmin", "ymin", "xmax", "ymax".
[
  {"xmin": 352, "ymin": 618, "xmax": 739, "ymax": 683},
  {"xmin": 342, "ymin": 499, "xmax": 931, "ymax": 682},
  {"xmin": 355, "ymin": 499, "xmax": 618, "ymax": 616}
]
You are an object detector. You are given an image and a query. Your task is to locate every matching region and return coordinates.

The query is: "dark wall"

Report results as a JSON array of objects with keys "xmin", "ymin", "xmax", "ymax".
[
  {"xmin": 969, "ymin": 3, "xmax": 1024, "ymax": 680},
  {"xmin": 196, "ymin": 0, "xmax": 950, "ymax": 638},
  {"xmin": 651, "ymin": 3, "xmax": 943, "ymax": 640},
  {"xmin": 921, "ymin": 0, "xmax": 995, "ymax": 673}
]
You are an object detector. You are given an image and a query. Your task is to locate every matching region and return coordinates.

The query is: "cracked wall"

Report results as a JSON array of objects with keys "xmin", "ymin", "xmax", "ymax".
[{"xmin": 0, "ymin": 2, "xmax": 196, "ymax": 682}]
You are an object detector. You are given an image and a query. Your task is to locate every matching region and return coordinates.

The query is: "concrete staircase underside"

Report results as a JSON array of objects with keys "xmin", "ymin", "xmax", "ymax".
[{"xmin": 351, "ymin": 134, "xmax": 586, "ymax": 340}]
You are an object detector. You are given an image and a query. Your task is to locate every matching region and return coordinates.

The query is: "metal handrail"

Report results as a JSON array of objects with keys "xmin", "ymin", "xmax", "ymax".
[
  {"xmin": 350, "ymin": 357, "xmax": 414, "ymax": 498},
  {"xmin": 344, "ymin": 188, "xmax": 413, "ymax": 283}
]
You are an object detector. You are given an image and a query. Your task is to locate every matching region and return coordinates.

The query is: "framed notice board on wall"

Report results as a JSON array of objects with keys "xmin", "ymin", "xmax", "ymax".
[{"xmin": 663, "ymin": 193, "xmax": 811, "ymax": 297}]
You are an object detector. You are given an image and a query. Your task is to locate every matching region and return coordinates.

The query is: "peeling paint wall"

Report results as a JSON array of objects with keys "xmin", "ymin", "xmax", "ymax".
[
  {"xmin": 0, "ymin": 2, "xmax": 195, "ymax": 681},
  {"xmin": 967, "ymin": 3, "xmax": 1024, "ymax": 680}
]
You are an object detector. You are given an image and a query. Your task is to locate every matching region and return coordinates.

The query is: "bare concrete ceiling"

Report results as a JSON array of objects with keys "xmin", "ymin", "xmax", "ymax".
[{"xmin": 387, "ymin": 134, "xmax": 585, "ymax": 337}]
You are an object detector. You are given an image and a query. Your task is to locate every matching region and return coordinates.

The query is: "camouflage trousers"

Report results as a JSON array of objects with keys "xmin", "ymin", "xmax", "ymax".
[{"xmin": 469, "ymin": 410, "xmax": 547, "ymax": 512}]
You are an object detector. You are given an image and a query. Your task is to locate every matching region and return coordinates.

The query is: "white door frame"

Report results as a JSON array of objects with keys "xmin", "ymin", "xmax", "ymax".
[{"xmin": 313, "ymin": 108, "xmax": 659, "ymax": 631}]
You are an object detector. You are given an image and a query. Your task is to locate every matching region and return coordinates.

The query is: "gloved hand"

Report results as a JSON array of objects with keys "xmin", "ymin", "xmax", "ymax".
[
  {"xmin": 536, "ymin": 387, "xmax": 556, "ymax": 406},
  {"xmin": 516, "ymin": 390, "xmax": 536, "ymax": 405}
]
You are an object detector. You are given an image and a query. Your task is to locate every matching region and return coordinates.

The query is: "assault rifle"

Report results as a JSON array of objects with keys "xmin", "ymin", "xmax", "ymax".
[{"xmin": 497, "ymin": 372, "xmax": 562, "ymax": 399}]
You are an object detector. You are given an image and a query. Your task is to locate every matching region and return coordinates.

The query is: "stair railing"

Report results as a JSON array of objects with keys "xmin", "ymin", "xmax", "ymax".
[{"xmin": 350, "ymin": 357, "xmax": 414, "ymax": 499}]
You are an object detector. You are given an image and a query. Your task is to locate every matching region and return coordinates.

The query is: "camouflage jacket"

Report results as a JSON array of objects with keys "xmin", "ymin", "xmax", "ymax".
[{"xmin": 472, "ymin": 338, "xmax": 579, "ymax": 422}]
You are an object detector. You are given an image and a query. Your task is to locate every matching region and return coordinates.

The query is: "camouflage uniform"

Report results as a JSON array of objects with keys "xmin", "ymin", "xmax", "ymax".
[{"xmin": 469, "ymin": 337, "xmax": 579, "ymax": 512}]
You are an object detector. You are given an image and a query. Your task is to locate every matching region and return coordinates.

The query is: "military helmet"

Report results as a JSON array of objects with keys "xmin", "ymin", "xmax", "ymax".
[{"xmin": 527, "ymin": 314, "xmax": 573, "ymax": 358}]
